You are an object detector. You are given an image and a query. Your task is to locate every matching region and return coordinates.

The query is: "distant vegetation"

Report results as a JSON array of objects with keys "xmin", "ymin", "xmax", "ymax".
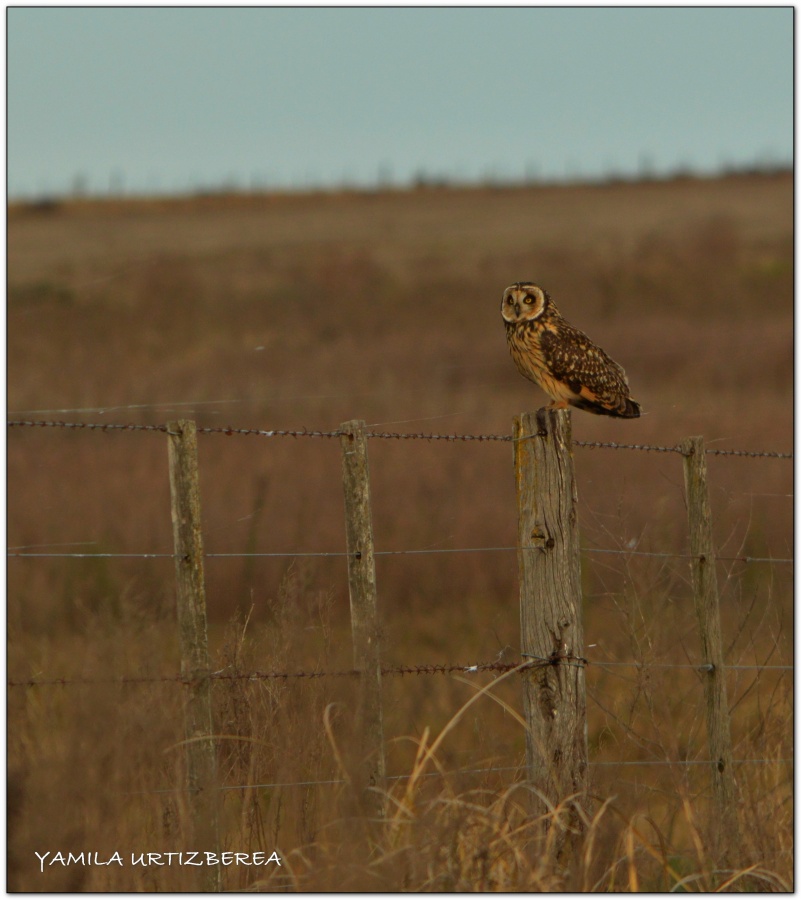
[{"xmin": 10, "ymin": 158, "xmax": 792, "ymax": 205}]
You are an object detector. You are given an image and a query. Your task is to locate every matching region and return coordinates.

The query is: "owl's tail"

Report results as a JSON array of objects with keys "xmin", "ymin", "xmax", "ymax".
[
  {"xmin": 571, "ymin": 395, "xmax": 642, "ymax": 418},
  {"xmin": 617, "ymin": 397, "xmax": 642, "ymax": 418}
]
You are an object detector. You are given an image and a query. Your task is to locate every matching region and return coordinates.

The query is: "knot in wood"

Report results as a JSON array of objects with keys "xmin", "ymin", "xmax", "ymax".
[{"xmin": 529, "ymin": 525, "xmax": 554, "ymax": 550}]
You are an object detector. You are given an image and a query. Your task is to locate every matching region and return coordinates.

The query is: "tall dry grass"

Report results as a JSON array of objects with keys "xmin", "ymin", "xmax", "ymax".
[
  {"xmin": 8, "ymin": 174, "xmax": 792, "ymax": 890},
  {"xmin": 8, "ymin": 570, "xmax": 792, "ymax": 890}
]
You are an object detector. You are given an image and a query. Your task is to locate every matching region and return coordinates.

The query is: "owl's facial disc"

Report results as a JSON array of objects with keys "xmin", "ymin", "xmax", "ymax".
[{"xmin": 501, "ymin": 283, "xmax": 546, "ymax": 321}]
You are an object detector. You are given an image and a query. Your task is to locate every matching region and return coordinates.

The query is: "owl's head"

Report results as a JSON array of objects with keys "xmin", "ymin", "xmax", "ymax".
[{"xmin": 500, "ymin": 282, "xmax": 552, "ymax": 324}]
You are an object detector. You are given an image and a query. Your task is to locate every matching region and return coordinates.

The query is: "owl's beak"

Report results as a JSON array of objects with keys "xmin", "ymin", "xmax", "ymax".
[{"xmin": 513, "ymin": 302, "xmax": 520, "ymax": 316}]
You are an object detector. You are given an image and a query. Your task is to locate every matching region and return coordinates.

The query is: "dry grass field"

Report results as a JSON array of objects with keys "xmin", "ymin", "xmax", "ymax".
[{"xmin": 8, "ymin": 173, "xmax": 793, "ymax": 891}]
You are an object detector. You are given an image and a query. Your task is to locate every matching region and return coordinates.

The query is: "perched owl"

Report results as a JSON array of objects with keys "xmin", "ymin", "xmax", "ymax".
[{"xmin": 501, "ymin": 282, "xmax": 641, "ymax": 418}]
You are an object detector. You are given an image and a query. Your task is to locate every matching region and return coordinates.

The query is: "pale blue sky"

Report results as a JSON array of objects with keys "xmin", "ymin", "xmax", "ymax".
[{"xmin": 7, "ymin": 7, "xmax": 793, "ymax": 198}]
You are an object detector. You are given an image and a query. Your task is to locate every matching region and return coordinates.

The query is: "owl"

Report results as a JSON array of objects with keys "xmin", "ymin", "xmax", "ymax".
[{"xmin": 501, "ymin": 282, "xmax": 641, "ymax": 418}]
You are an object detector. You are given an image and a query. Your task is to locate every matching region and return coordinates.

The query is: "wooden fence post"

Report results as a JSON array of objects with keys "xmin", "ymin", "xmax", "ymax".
[
  {"xmin": 167, "ymin": 419, "xmax": 221, "ymax": 892},
  {"xmin": 339, "ymin": 419, "xmax": 386, "ymax": 818},
  {"xmin": 680, "ymin": 435, "xmax": 739, "ymax": 856},
  {"xmin": 513, "ymin": 409, "xmax": 587, "ymax": 834}
]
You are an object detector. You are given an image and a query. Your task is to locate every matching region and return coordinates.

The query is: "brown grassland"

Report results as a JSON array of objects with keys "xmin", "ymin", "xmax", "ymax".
[{"xmin": 7, "ymin": 173, "xmax": 793, "ymax": 891}]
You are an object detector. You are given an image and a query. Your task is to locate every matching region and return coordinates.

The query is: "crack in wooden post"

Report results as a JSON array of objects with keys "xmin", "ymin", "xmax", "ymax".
[
  {"xmin": 513, "ymin": 409, "xmax": 587, "ymax": 858},
  {"xmin": 167, "ymin": 419, "xmax": 221, "ymax": 892},
  {"xmin": 681, "ymin": 435, "xmax": 740, "ymax": 859},
  {"xmin": 339, "ymin": 419, "xmax": 386, "ymax": 819}
]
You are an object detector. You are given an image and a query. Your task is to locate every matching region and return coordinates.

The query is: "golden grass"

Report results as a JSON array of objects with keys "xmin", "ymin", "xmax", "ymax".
[{"xmin": 8, "ymin": 173, "xmax": 792, "ymax": 890}]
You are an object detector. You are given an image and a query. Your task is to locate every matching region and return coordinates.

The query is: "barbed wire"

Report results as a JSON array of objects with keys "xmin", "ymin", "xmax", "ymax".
[
  {"xmin": 6, "ymin": 660, "xmax": 529, "ymax": 688},
  {"xmin": 365, "ymin": 429, "xmax": 513, "ymax": 443},
  {"xmin": 8, "ymin": 656, "xmax": 791, "ymax": 689},
  {"xmin": 6, "ymin": 419, "xmax": 793, "ymax": 458},
  {"xmin": 573, "ymin": 439, "xmax": 680, "ymax": 454},
  {"xmin": 5, "ymin": 420, "xmax": 342, "ymax": 439}
]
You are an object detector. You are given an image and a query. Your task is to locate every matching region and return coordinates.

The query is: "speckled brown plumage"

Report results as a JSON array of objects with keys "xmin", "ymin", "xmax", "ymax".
[{"xmin": 501, "ymin": 282, "xmax": 641, "ymax": 418}]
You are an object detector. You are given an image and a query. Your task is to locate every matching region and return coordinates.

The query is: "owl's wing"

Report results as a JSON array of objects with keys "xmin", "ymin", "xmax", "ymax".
[{"xmin": 541, "ymin": 325, "xmax": 631, "ymax": 411}]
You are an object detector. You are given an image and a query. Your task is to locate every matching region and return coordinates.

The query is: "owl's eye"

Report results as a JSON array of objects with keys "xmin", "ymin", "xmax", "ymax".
[{"xmin": 523, "ymin": 295, "xmax": 533, "ymax": 304}]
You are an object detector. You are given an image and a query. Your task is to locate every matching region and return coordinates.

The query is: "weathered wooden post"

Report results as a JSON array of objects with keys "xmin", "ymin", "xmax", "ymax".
[
  {"xmin": 680, "ymin": 435, "xmax": 739, "ymax": 856},
  {"xmin": 167, "ymin": 419, "xmax": 221, "ymax": 891},
  {"xmin": 513, "ymin": 409, "xmax": 587, "ymax": 836},
  {"xmin": 339, "ymin": 419, "xmax": 386, "ymax": 818}
]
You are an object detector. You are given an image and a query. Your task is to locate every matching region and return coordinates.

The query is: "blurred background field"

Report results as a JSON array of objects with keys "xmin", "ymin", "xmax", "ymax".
[{"xmin": 7, "ymin": 172, "xmax": 792, "ymax": 890}]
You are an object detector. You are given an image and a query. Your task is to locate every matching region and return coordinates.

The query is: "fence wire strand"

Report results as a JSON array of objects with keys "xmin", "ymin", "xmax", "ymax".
[
  {"xmin": 7, "ymin": 547, "xmax": 793, "ymax": 565},
  {"xmin": 124, "ymin": 756, "xmax": 792, "ymax": 796},
  {"xmin": 7, "ymin": 419, "xmax": 793, "ymax": 458},
  {"xmin": 8, "ymin": 657, "xmax": 791, "ymax": 689}
]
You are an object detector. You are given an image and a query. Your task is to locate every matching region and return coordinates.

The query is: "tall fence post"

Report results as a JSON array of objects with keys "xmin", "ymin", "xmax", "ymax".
[
  {"xmin": 513, "ymin": 409, "xmax": 587, "ymax": 838},
  {"xmin": 680, "ymin": 435, "xmax": 739, "ymax": 856},
  {"xmin": 339, "ymin": 419, "xmax": 386, "ymax": 818},
  {"xmin": 167, "ymin": 419, "xmax": 221, "ymax": 892}
]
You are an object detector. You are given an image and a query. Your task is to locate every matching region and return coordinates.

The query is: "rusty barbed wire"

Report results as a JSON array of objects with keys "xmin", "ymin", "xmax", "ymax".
[
  {"xmin": 705, "ymin": 447, "xmax": 794, "ymax": 459},
  {"xmin": 7, "ymin": 420, "xmax": 171, "ymax": 434},
  {"xmin": 7, "ymin": 419, "xmax": 792, "ymax": 458},
  {"xmin": 386, "ymin": 660, "xmax": 546, "ymax": 675},
  {"xmin": 573, "ymin": 439, "xmax": 794, "ymax": 459},
  {"xmin": 573, "ymin": 439, "xmax": 682, "ymax": 454},
  {"xmin": 5, "ymin": 420, "xmax": 342, "ymax": 439},
  {"xmin": 199, "ymin": 425, "xmax": 342, "ymax": 439},
  {"xmin": 6, "ymin": 660, "xmax": 529, "ymax": 687},
  {"xmin": 365, "ymin": 429, "xmax": 512, "ymax": 443},
  {"xmin": 8, "ymin": 656, "xmax": 790, "ymax": 689}
]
